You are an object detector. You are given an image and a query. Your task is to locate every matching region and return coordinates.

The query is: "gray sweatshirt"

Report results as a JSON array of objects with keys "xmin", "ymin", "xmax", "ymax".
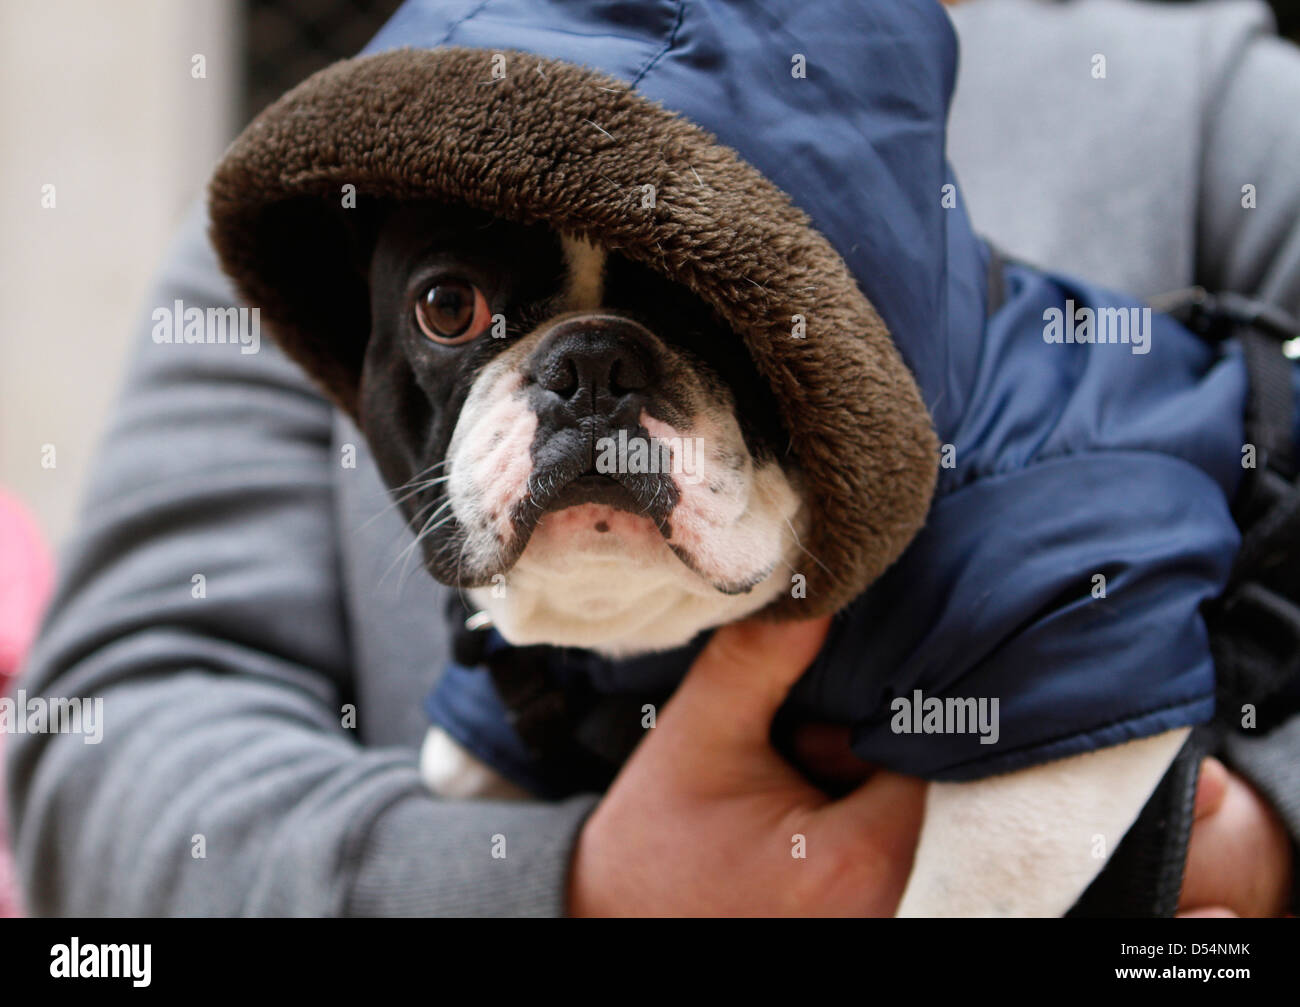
[{"xmin": 9, "ymin": 0, "xmax": 1300, "ymax": 916}]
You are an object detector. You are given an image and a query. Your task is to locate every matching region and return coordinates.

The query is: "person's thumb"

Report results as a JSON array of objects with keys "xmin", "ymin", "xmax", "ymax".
[
  {"xmin": 1193, "ymin": 757, "xmax": 1229, "ymax": 820},
  {"xmin": 667, "ymin": 616, "xmax": 831, "ymax": 750}
]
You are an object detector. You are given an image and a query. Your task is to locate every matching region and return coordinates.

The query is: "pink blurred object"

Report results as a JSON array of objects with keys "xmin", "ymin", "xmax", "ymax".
[
  {"xmin": 0, "ymin": 489, "xmax": 52, "ymax": 677},
  {"xmin": 0, "ymin": 489, "xmax": 54, "ymax": 918}
]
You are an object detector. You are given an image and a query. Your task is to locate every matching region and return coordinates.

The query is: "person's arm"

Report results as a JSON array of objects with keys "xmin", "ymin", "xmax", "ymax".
[
  {"xmin": 1197, "ymin": 25, "xmax": 1300, "ymax": 316},
  {"xmin": 4, "ymin": 205, "xmax": 595, "ymax": 916}
]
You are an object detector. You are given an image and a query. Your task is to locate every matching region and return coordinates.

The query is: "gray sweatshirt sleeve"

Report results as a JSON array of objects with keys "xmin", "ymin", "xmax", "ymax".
[
  {"xmin": 5, "ymin": 205, "xmax": 595, "ymax": 917},
  {"xmin": 1197, "ymin": 20, "xmax": 1300, "ymax": 316}
]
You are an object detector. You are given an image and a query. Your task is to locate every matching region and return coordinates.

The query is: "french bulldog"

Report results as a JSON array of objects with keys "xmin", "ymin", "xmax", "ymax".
[
  {"xmin": 354, "ymin": 199, "xmax": 1187, "ymax": 917},
  {"xmin": 363, "ymin": 202, "xmax": 804, "ymax": 655}
]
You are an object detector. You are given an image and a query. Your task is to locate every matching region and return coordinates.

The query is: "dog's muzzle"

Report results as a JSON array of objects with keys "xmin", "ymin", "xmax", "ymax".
[{"xmin": 517, "ymin": 315, "xmax": 678, "ymax": 534}]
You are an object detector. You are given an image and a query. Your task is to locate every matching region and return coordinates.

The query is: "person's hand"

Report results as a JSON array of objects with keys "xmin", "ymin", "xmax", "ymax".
[
  {"xmin": 567, "ymin": 617, "xmax": 927, "ymax": 916},
  {"xmin": 1178, "ymin": 757, "xmax": 1294, "ymax": 918}
]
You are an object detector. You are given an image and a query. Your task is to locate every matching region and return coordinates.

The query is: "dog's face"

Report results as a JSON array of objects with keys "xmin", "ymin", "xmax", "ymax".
[{"xmin": 359, "ymin": 203, "xmax": 805, "ymax": 654}]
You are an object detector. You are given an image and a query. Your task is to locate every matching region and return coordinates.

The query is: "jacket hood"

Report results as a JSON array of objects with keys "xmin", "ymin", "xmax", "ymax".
[{"xmin": 209, "ymin": 0, "xmax": 988, "ymax": 615}]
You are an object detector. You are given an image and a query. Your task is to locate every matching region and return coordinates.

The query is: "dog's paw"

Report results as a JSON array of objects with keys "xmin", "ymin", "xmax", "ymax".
[{"xmin": 419, "ymin": 726, "xmax": 532, "ymax": 800}]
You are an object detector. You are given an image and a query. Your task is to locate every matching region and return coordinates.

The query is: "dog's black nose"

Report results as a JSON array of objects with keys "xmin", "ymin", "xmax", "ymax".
[{"xmin": 529, "ymin": 316, "xmax": 657, "ymax": 424}]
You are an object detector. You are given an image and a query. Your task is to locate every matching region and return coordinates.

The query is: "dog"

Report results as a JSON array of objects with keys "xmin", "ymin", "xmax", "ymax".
[{"xmin": 351, "ymin": 199, "xmax": 1188, "ymax": 917}]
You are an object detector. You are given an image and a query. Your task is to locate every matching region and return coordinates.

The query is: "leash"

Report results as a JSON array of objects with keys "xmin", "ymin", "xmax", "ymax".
[{"xmin": 1157, "ymin": 289, "xmax": 1300, "ymax": 722}]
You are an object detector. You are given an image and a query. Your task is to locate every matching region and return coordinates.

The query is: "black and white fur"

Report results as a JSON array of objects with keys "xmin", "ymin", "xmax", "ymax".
[{"xmin": 357, "ymin": 202, "xmax": 1186, "ymax": 916}]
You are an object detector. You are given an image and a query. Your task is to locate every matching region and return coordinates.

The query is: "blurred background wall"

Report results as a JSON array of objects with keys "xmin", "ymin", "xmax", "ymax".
[
  {"xmin": 0, "ymin": 0, "xmax": 398, "ymax": 549},
  {"xmin": 0, "ymin": 1, "xmax": 239, "ymax": 546}
]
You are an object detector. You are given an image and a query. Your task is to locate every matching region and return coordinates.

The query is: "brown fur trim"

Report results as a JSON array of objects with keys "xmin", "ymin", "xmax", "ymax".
[{"xmin": 208, "ymin": 47, "xmax": 938, "ymax": 615}]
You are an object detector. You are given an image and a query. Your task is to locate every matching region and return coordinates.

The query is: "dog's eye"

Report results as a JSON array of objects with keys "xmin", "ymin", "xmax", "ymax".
[{"xmin": 415, "ymin": 280, "xmax": 491, "ymax": 344}]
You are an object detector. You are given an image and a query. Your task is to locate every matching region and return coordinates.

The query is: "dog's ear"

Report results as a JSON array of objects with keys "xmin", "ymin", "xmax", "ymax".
[
  {"xmin": 337, "ymin": 196, "xmax": 395, "ymax": 281},
  {"xmin": 211, "ymin": 195, "xmax": 395, "ymax": 417}
]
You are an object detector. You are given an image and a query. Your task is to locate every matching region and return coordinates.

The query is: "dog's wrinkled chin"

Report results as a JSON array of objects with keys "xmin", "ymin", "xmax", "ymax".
[
  {"xmin": 445, "ymin": 329, "xmax": 805, "ymax": 657},
  {"xmin": 473, "ymin": 501, "xmax": 795, "ymax": 656}
]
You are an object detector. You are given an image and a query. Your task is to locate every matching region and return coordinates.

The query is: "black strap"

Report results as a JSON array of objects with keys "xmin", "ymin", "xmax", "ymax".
[
  {"xmin": 1069, "ymin": 725, "xmax": 1219, "ymax": 918},
  {"xmin": 1242, "ymin": 326, "xmax": 1297, "ymax": 481},
  {"xmin": 1196, "ymin": 293, "xmax": 1300, "ymax": 717}
]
